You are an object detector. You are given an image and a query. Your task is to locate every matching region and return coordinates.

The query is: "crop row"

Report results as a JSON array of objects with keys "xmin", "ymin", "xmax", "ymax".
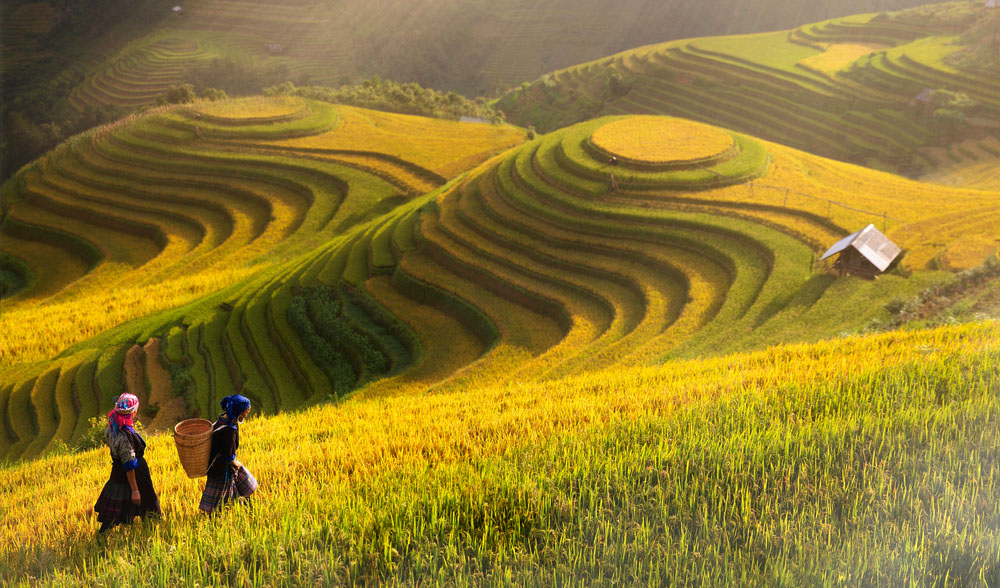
[
  {"xmin": 501, "ymin": 12, "xmax": 1000, "ymax": 174},
  {"xmin": 0, "ymin": 98, "xmax": 529, "ymax": 459},
  {"xmin": 357, "ymin": 119, "xmax": 821, "ymax": 381},
  {"xmin": 68, "ymin": 35, "xmax": 219, "ymax": 111},
  {"xmin": 4, "ymin": 104, "xmax": 996, "ymax": 461}
]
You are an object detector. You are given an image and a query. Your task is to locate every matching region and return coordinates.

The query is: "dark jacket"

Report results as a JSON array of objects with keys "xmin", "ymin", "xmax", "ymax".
[{"xmin": 206, "ymin": 417, "xmax": 239, "ymax": 481}]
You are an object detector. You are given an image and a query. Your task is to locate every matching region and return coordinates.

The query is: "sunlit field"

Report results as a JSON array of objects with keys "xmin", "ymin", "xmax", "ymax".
[
  {"xmin": 4, "ymin": 1, "xmax": 1000, "ymax": 585},
  {"xmin": 2, "ymin": 322, "xmax": 997, "ymax": 585}
]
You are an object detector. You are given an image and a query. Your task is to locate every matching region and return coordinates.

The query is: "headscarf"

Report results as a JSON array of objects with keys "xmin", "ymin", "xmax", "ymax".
[
  {"xmin": 221, "ymin": 394, "xmax": 251, "ymax": 427},
  {"xmin": 107, "ymin": 393, "xmax": 139, "ymax": 435}
]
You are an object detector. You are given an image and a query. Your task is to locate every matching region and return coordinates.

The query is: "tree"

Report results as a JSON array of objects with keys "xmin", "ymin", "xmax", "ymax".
[{"xmin": 155, "ymin": 84, "xmax": 197, "ymax": 105}]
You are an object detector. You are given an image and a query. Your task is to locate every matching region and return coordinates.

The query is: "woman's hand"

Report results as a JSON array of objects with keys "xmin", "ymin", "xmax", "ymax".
[
  {"xmin": 127, "ymin": 469, "xmax": 140, "ymax": 504},
  {"xmin": 232, "ymin": 459, "xmax": 242, "ymax": 469}
]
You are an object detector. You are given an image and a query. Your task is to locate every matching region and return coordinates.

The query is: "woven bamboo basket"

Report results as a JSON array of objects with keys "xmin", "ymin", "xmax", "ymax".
[{"xmin": 173, "ymin": 419, "xmax": 213, "ymax": 478}]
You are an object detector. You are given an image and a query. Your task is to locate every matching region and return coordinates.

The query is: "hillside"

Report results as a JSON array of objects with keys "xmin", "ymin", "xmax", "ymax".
[
  {"xmin": 2, "ymin": 100, "xmax": 999, "ymax": 463},
  {"xmin": 3, "ymin": 0, "xmax": 937, "ymax": 99},
  {"xmin": 497, "ymin": 2, "xmax": 1000, "ymax": 177},
  {"xmin": 2, "ymin": 321, "xmax": 998, "ymax": 585},
  {"xmin": 3, "ymin": 2, "xmax": 1000, "ymax": 583},
  {"xmin": 1, "ymin": 0, "xmax": 943, "ymax": 181}
]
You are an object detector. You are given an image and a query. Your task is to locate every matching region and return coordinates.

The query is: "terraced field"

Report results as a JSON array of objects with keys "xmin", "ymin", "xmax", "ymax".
[
  {"xmin": 3, "ymin": 105, "xmax": 998, "ymax": 462},
  {"xmin": 0, "ymin": 1, "xmax": 55, "ymax": 66},
  {"xmin": 68, "ymin": 32, "xmax": 243, "ymax": 111},
  {"xmin": 498, "ymin": 3, "xmax": 1000, "ymax": 174},
  {"xmin": 920, "ymin": 134, "xmax": 1000, "ymax": 190},
  {"xmin": 0, "ymin": 97, "xmax": 524, "ymax": 460}
]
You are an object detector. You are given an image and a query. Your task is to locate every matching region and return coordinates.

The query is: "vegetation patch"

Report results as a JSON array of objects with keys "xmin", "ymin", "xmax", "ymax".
[{"xmin": 286, "ymin": 285, "xmax": 411, "ymax": 399}]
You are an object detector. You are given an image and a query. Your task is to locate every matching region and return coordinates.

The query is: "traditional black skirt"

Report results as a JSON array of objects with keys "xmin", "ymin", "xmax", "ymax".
[{"xmin": 94, "ymin": 458, "xmax": 161, "ymax": 528}]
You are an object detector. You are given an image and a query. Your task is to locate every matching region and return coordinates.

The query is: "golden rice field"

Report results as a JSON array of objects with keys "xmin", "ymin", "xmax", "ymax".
[
  {"xmin": 4, "ymin": 2, "xmax": 1000, "ymax": 583},
  {"xmin": 3, "ymin": 102, "xmax": 1000, "ymax": 471},
  {"xmin": 0, "ymin": 99, "xmax": 523, "ymax": 369},
  {"xmin": 267, "ymin": 105, "xmax": 525, "ymax": 178},
  {"xmin": 796, "ymin": 42, "xmax": 889, "ymax": 74},
  {"xmin": 722, "ymin": 139, "xmax": 1000, "ymax": 271},
  {"xmin": 192, "ymin": 96, "xmax": 310, "ymax": 120},
  {"xmin": 588, "ymin": 116, "xmax": 734, "ymax": 164},
  {"xmin": 1, "ymin": 321, "xmax": 997, "ymax": 585},
  {"xmin": 0, "ymin": 267, "xmax": 256, "ymax": 367}
]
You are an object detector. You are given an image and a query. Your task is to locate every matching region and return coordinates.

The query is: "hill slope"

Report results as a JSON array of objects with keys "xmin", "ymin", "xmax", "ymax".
[
  {"xmin": 2, "ymin": 321, "xmax": 998, "ymax": 586},
  {"xmin": 2, "ymin": 101, "xmax": 998, "ymax": 462},
  {"xmin": 498, "ymin": 2, "xmax": 1000, "ymax": 175},
  {"xmin": 3, "ymin": 0, "xmax": 937, "ymax": 101}
]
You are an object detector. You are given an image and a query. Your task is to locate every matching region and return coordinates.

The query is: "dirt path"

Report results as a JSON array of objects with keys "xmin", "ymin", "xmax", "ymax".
[
  {"xmin": 123, "ymin": 344, "xmax": 147, "ymax": 409},
  {"xmin": 143, "ymin": 338, "xmax": 186, "ymax": 432},
  {"xmin": 122, "ymin": 339, "xmax": 185, "ymax": 432}
]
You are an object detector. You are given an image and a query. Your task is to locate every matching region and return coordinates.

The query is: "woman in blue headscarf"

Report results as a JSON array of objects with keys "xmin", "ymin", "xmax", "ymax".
[{"xmin": 199, "ymin": 393, "xmax": 258, "ymax": 514}]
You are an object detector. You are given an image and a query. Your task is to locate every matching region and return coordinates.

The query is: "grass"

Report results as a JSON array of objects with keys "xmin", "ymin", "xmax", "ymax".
[{"xmin": 1, "ymin": 322, "xmax": 998, "ymax": 586}]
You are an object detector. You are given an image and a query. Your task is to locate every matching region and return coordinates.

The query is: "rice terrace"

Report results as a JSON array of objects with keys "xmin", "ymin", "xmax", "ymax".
[{"xmin": 2, "ymin": 0, "xmax": 1000, "ymax": 585}]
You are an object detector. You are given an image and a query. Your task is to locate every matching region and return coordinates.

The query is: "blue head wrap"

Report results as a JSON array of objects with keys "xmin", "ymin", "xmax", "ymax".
[{"xmin": 221, "ymin": 394, "xmax": 251, "ymax": 427}]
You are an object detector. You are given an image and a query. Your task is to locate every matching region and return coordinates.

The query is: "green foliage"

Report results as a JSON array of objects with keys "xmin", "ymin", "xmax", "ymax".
[
  {"xmin": 264, "ymin": 79, "xmax": 504, "ymax": 122},
  {"xmin": 164, "ymin": 361, "xmax": 195, "ymax": 413},
  {"xmin": 155, "ymin": 84, "xmax": 197, "ymax": 106},
  {"xmin": 73, "ymin": 416, "xmax": 107, "ymax": 452},
  {"xmin": 286, "ymin": 286, "xmax": 395, "ymax": 398},
  {"xmin": 200, "ymin": 88, "xmax": 228, "ymax": 102},
  {"xmin": 45, "ymin": 440, "xmax": 71, "ymax": 457},
  {"xmin": 74, "ymin": 415, "xmax": 144, "ymax": 453},
  {"xmin": 932, "ymin": 107, "xmax": 966, "ymax": 135},
  {"xmin": 186, "ymin": 58, "xmax": 293, "ymax": 97},
  {"xmin": 878, "ymin": 255, "xmax": 1000, "ymax": 330}
]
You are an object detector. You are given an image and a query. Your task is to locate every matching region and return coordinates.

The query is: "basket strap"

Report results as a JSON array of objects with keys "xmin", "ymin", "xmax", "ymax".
[{"xmin": 203, "ymin": 422, "xmax": 231, "ymax": 474}]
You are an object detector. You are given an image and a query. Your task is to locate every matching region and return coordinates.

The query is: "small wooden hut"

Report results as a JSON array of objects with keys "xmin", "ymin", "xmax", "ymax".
[{"xmin": 820, "ymin": 224, "xmax": 901, "ymax": 278}]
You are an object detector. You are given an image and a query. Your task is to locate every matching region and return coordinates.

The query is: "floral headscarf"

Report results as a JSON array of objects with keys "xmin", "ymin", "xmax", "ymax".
[{"xmin": 107, "ymin": 393, "xmax": 139, "ymax": 435}]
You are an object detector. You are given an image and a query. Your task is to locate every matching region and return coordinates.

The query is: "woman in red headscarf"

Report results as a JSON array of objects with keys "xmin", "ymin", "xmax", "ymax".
[{"xmin": 93, "ymin": 393, "xmax": 161, "ymax": 533}]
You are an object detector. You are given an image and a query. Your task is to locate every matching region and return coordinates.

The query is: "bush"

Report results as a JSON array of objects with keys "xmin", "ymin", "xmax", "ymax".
[
  {"xmin": 932, "ymin": 107, "xmax": 966, "ymax": 134},
  {"xmin": 46, "ymin": 440, "xmax": 71, "ymax": 456},
  {"xmin": 74, "ymin": 415, "xmax": 145, "ymax": 452},
  {"xmin": 262, "ymin": 78, "xmax": 503, "ymax": 122},
  {"xmin": 155, "ymin": 84, "xmax": 197, "ymax": 106},
  {"xmin": 201, "ymin": 87, "xmax": 228, "ymax": 102}
]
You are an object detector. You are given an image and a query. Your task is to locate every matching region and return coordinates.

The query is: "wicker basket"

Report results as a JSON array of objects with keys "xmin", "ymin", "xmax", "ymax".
[{"xmin": 173, "ymin": 419, "xmax": 213, "ymax": 478}]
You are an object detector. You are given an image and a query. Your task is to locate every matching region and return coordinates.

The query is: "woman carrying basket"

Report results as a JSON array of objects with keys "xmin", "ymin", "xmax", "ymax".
[
  {"xmin": 200, "ymin": 394, "xmax": 258, "ymax": 514},
  {"xmin": 94, "ymin": 393, "xmax": 161, "ymax": 533}
]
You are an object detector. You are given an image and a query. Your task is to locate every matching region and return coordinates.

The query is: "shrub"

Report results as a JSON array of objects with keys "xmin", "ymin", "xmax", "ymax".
[
  {"xmin": 155, "ymin": 84, "xmax": 197, "ymax": 106},
  {"xmin": 201, "ymin": 88, "xmax": 228, "ymax": 102},
  {"xmin": 932, "ymin": 108, "xmax": 965, "ymax": 135},
  {"xmin": 75, "ymin": 415, "xmax": 145, "ymax": 452},
  {"xmin": 262, "ymin": 78, "xmax": 501, "ymax": 121},
  {"xmin": 46, "ymin": 440, "xmax": 71, "ymax": 456}
]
